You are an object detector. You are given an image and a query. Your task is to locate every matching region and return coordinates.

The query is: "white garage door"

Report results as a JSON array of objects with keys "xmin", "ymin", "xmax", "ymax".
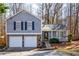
[
  {"xmin": 9, "ymin": 36, "xmax": 22, "ymax": 47},
  {"xmin": 24, "ymin": 36, "xmax": 37, "ymax": 47}
]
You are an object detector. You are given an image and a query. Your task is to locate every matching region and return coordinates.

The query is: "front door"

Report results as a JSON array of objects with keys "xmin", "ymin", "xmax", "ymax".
[{"xmin": 44, "ymin": 32, "xmax": 49, "ymax": 41}]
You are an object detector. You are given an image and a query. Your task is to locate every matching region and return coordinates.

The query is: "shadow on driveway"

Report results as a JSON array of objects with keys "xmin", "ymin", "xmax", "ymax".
[{"xmin": 0, "ymin": 48, "xmax": 35, "ymax": 55}]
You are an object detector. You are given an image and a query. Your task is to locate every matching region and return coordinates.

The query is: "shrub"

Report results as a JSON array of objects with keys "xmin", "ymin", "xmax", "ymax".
[
  {"xmin": 0, "ymin": 45, "xmax": 5, "ymax": 49},
  {"xmin": 49, "ymin": 38, "xmax": 59, "ymax": 44},
  {"xmin": 68, "ymin": 33, "xmax": 72, "ymax": 42}
]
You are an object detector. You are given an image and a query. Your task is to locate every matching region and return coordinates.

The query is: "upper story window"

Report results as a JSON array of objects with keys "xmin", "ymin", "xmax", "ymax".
[
  {"xmin": 13, "ymin": 21, "xmax": 35, "ymax": 31},
  {"xmin": 13, "ymin": 21, "xmax": 21, "ymax": 30},
  {"xmin": 25, "ymin": 21, "xmax": 35, "ymax": 30},
  {"xmin": 27, "ymin": 21, "xmax": 32, "ymax": 30}
]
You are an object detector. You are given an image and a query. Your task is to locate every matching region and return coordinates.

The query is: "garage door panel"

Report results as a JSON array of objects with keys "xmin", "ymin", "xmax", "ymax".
[
  {"xmin": 24, "ymin": 36, "xmax": 37, "ymax": 47},
  {"xmin": 9, "ymin": 36, "xmax": 22, "ymax": 47}
]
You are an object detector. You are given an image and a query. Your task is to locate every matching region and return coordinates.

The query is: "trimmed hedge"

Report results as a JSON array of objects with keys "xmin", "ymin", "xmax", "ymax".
[{"xmin": 49, "ymin": 38, "xmax": 59, "ymax": 44}]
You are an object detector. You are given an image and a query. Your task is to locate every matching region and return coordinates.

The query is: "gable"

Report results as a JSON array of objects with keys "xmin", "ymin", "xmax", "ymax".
[
  {"xmin": 6, "ymin": 10, "xmax": 41, "ymax": 34},
  {"xmin": 7, "ymin": 10, "xmax": 41, "ymax": 22}
]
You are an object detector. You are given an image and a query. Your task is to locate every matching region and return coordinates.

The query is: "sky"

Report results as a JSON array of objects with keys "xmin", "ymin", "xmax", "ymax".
[
  {"xmin": 6, "ymin": 3, "xmax": 39, "ymax": 18},
  {"xmin": 25, "ymin": 3, "xmax": 39, "ymax": 16},
  {"xmin": 6, "ymin": 3, "xmax": 69, "ymax": 20}
]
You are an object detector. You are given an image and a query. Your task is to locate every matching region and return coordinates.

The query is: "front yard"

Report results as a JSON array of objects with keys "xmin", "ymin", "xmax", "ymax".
[{"xmin": 54, "ymin": 41, "xmax": 79, "ymax": 56}]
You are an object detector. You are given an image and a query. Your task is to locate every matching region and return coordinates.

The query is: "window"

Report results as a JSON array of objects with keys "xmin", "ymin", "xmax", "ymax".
[
  {"xmin": 27, "ymin": 21, "xmax": 32, "ymax": 30},
  {"xmin": 60, "ymin": 31, "xmax": 66, "ymax": 37},
  {"xmin": 25, "ymin": 22, "xmax": 27, "ymax": 30},
  {"xmin": 21, "ymin": 22, "xmax": 23, "ymax": 30},
  {"xmin": 32, "ymin": 21, "xmax": 35, "ymax": 30},
  {"xmin": 13, "ymin": 21, "xmax": 16, "ymax": 30},
  {"xmin": 53, "ymin": 31, "xmax": 56, "ymax": 37},
  {"xmin": 13, "ymin": 21, "xmax": 21, "ymax": 30},
  {"xmin": 60, "ymin": 32, "xmax": 63, "ymax": 37}
]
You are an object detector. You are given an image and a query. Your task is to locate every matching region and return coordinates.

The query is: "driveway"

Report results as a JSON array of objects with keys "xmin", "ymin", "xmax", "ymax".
[
  {"xmin": 0, "ymin": 50, "xmax": 71, "ymax": 56},
  {"xmin": 29, "ymin": 50, "xmax": 71, "ymax": 56}
]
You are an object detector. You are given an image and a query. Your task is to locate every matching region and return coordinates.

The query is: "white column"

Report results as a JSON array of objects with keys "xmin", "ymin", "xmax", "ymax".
[{"xmin": 50, "ymin": 31, "xmax": 52, "ymax": 38}]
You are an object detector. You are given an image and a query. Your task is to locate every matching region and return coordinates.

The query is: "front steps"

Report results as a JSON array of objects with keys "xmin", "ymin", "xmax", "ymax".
[{"xmin": 44, "ymin": 41, "xmax": 52, "ymax": 49}]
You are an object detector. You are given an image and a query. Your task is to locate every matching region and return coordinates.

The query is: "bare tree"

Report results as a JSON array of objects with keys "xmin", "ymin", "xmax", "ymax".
[
  {"xmin": 44, "ymin": 3, "xmax": 52, "ymax": 24},
  {"xmin": 7, "ymin": 3, "xmax": 24, "ymax": 17}
]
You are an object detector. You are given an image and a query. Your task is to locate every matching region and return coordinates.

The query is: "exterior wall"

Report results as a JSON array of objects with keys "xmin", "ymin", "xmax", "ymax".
[
  {"xmin": 50, "ymin": 31, "xmax": 68, "ymax": 42},
  {"xmin": 42, "ymin": 30, "xmax": 68, "ymax": 42},
  {"xmin": 6, "ymin": 11, "xmax": 41, "ymax": 34}
]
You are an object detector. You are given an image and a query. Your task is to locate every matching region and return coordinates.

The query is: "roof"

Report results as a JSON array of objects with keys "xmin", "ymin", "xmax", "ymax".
[
  {"xmin": 6, "ymin": 10, "xmax": 41, "ymax": 21},
  {"xmin": 54, "ymin": 24, "xmax": 66, "ymax": 30},
  {"xmin": 42, "ymin": 24, "xmax": 67, "ymax": 31},
  {"xmin": 42, "ymin": 25, "xmax": 52, "ymax": 31}
]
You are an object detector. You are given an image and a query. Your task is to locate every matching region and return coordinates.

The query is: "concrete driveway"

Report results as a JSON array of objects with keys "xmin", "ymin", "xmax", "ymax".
[{"xmin": 0, "ymin": 50, "xmax": 71, "ymax": 56}]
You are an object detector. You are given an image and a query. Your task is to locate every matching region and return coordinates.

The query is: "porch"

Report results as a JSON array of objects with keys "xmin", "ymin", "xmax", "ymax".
[{"xmin": 42, "ymin": 25, "xmax": 68, "ymax": 42}]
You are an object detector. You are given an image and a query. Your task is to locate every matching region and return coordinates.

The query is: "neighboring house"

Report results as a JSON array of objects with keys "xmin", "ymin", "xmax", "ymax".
[
  {"xmin": 6, "ymin": 10, "xmax": 41, "ymax": 49},
  {"xmin": 42, "ymin": 24, "xmax": 69, "ymax": 42}
]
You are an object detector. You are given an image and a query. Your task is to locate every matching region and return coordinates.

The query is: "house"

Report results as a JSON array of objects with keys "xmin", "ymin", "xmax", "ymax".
[
  {"xmin": 42, "ymin": 24, "xmax": 69, "ymax": 42},
  {"xmin": 6, "ymin": 10, "xmax": 41, "ymax": 49}
]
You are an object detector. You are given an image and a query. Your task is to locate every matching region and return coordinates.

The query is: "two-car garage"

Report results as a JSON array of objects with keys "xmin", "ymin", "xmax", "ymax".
[{"xmin": 9, "ymin": 36, "xmax": 37, "ymax": 48}]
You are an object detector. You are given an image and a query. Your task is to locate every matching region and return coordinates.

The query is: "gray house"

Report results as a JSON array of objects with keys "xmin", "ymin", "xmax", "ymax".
[{"xmin": 6, "ymin": 10, "xmax": 41, "ymax": 49}]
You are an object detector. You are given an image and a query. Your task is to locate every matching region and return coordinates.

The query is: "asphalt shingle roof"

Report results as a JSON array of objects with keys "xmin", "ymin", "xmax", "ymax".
[{"xmin": 46, "ymin": 24, "xmax": 66, "ymax": 30}]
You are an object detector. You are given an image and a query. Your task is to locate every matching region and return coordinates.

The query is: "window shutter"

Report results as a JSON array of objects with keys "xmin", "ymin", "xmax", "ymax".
[
  {"xmin": 32, "ymin": 21, "xmax": 34, "ymax": 30},
  {"xmin": 14, "ymin": 21, "xmax": 16, "ymax": 30},
  {"xmin": 25, "ymin": 22, "xmax": 27, "ymax": 30},
  {"xmin": 21, "ymin": 22, "xmax": 23, "ymax": 30}
]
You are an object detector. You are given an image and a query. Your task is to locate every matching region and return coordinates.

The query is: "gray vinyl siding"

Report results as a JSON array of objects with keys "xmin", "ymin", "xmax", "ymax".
[{"xmin": 6, "ymin": 11, "xmax": 41, "ymax": 34}]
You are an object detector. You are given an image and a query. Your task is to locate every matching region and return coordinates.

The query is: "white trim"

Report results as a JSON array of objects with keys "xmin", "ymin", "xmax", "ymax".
[
  {"xmin": 6, "ymin": 33, "xmax": 41, "ymax": 35},
  {"xmin": 42, "ymin": 25, "xmax": 52, "ymax": 31},
  {"xmin": 42, "ymin": 30, "xmax": 69, "ymax": 32}
]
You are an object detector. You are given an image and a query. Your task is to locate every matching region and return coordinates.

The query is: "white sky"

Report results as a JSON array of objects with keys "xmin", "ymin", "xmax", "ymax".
[{"xmin": 24, "ymin": 3, "xmax": 39, "ymax": 16}]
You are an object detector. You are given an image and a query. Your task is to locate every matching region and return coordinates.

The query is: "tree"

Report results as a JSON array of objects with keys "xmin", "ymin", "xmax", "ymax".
[
  {"xmin": 0, "ymin": 3, "xmax": 8, "ymax": 37},
  {"xmin": 73, "ymin": 4, "xmax": 79, "ymax": 40},
  {"xmin": 0, "ymin": 3, "xmax": 8, "ymax": 48},
  {"xmin": 0, "ymin": 4, "xmax": 8, "ymax": 14},
  {"xmin": 44, "ymin": 3, "xmax": 52, "ymax": 24},
  {"xmin": 52, "ymin": 3, "xmax": 63, "ymax": 24},
  {"xmin": 7, "ymin": 3, "xmax": 24, "ymax": 16},
  {"xmin": 35, "ymin": 3, "xmax": 45, "ymax": 20}
]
